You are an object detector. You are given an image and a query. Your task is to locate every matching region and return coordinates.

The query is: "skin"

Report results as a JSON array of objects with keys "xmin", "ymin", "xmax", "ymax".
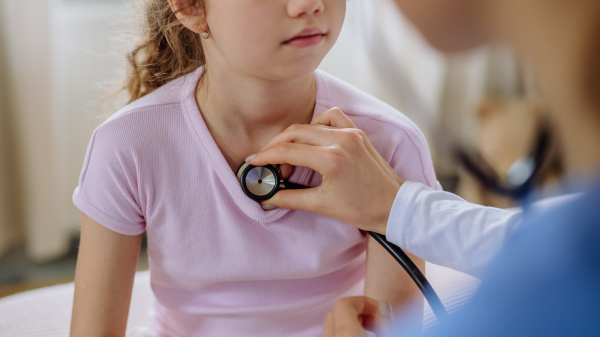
[
  {"xmin": 249, "ymin": 0, "xmax": 600, "ymax": 335},
  {"xmin": 252, "ymin": 109, "xmax": 403, "ymax": 234},
  {"xmin": 322, "ymin": 297, "xmax": 394, "ymax": 337},
  {"xmin": 70, "ymin": 214, "xmax": 142, "ymax": 336},
  {"xmin": 70, "ymin": 0, "xmax": 422, "ymax": 335},
  {"xmin": 392, "ymin": 0, "xmax": 490, "ymax": 53},
  {"xmin": 184, "ymin": 0, "xmax": 346, "ymax": 170}
]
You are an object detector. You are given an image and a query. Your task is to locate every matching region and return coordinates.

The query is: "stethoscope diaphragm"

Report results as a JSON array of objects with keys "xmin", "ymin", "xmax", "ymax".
[
  {"xmin": 236, "ymin": 162, "xmax": 308, "ymax": 201},
  {"xmin": 236, "ymin": 162, "xmax": 281, "ymax": 201}
]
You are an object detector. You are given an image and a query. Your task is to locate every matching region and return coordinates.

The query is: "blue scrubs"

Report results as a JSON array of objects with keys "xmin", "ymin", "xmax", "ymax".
[{"xmin": 401, "ymin": 181, "xmax": 600, "ymax": 336}]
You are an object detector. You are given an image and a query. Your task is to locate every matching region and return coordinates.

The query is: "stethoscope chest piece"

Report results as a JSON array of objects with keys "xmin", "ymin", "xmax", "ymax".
[
  {"xmin": 237, "ymin": 162, "xmax": 308, "ymax": 201},
  {"xmin": 237, "ymin": 162, "xmax": 281, "ymax": 201}
]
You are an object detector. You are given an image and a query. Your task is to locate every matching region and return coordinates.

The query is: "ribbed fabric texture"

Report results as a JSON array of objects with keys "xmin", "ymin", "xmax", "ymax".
[{"xmin": 72, "ymin": 68, "xmax": 438, "ymax": 337}]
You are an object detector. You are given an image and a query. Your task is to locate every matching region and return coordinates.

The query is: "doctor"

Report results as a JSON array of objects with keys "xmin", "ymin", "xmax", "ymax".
[{"xmin": 248, "ymin": 0, "xmax": 600, "ymax": 335}]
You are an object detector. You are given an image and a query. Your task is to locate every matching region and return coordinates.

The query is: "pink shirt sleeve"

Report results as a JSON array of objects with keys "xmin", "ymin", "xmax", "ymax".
[
  {"xmin": 389, "ymin": 131, "xmax": 440, "ymax": 190},
  {"xmin": 73, "ymin": 122, "xmax": 146, "ymax": 235}
]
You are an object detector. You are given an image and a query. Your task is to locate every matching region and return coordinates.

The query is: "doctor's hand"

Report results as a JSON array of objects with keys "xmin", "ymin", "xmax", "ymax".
[
  {"xmin": 322, "ymin": 296, "xmax": 395, "ymax": 337},
  {"xmin": 248, "ymin": 107, "xmax": 403, "ymax": 235}
]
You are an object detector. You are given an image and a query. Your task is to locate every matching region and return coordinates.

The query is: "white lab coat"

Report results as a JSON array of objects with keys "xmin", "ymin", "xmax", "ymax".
[{"xmin": 385, "ymin": 181, "xmax": 578, "ymax": 277}]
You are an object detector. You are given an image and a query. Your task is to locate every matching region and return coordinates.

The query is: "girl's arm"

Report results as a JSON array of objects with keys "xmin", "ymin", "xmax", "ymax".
[
  {"xmin": 70, "ymin": 213, "xmax": 143, "ymax": 337},
  {"xmin": 364, "ymin": 236, "xmax": 425, "ymax": 313}
]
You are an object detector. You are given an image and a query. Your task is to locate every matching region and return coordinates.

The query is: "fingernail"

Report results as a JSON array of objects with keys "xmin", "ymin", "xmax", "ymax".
[
  {"xmin": 379, "ymin": 301, "xmax": 393, "ymax": 318},
  {"xmin": 245, "ymin": 154, "xmax": 256, "ymax": 163},
  {"xmin": 261, "ymin": 204, "xmax": 277, "ymax": 211}
]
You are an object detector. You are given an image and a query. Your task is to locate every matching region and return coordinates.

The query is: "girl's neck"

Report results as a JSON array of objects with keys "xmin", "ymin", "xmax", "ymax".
[{"xmin": 195, "ymin": 66, "xmax": 316, "ymax": 170}]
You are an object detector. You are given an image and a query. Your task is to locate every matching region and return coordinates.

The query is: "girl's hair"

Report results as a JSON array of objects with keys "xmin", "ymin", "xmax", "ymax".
[{"xmin": 125, "ymin": 0, "xmax": 205, "ymax": 103}]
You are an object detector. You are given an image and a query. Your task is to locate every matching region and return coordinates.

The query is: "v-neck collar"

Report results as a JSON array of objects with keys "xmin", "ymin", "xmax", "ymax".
[{"xmin": 180, "ymin": 68, "xmax": 332, "ymax": 223}]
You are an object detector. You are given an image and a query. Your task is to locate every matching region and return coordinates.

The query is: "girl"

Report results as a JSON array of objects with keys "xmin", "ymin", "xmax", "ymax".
[{"xmin": 70, "ymin": 0, "xmax": 438, "ymax": 336}]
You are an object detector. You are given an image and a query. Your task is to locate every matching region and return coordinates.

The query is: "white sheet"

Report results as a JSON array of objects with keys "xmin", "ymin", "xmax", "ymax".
[
  {"xmin": 0, "ymin": 271, "xmax": 154, "ymax": 336},
  {"xmin": 0, "ymin": 265, "xmax": 479, "ymax": 336}
]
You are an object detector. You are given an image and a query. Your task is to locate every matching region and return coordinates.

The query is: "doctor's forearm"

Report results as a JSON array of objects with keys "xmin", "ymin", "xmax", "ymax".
[{"xmin": 385, "ymin": 181, "xmax": 521, "ymax": 277}]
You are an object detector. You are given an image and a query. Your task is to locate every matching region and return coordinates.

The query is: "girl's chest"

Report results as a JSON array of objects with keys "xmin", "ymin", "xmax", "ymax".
[{"xmin": 139, "ymin": 159, "xmax": 365, "ymax": 285}]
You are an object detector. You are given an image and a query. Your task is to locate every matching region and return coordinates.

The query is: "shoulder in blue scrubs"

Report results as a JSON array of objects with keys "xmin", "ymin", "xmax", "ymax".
[{"xmin": 398, "ymin": 180, "xmax": 600, "ymax": 337}]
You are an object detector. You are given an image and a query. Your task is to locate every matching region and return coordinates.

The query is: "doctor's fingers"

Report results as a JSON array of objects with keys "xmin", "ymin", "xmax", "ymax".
[
  {"xmin": 253, "ymin": 126, "xmax": 379, "ymax": 178},
  {"xmin": 277, "ymin": 124, "xmax": 400, "ymax": 188},
  {"xmin": 258, "ymin": 124, "xmax": 364, "ymax": 155},
  {"xmin": 312, "ymin": 107, "xmax": 357, "ymax": 128},
  {"xmin": 322, "ymin": 311, "xmax": 335, "ymax": 337},
  {"xmin": 311, "ymin": 109, "xmax": 398, "ymax": 183},
  {"xmin": 322, "ymin": 310, "xmax": 374, "ymax": 337},
  {"xmin": 261, "ymin": 186, "xmax": 331, "ymax": 215},
  {"xmin": 275, "ymin": 107, "xmax": 355, "ymax": 180},
  {"xmin": 333, "ymin": 297, "xmax": 380, "ymax": 337},
  {"xmin": 250, "ymin": 142, "xmax": 341, "ymax": 173},
  {"xmin": 259, "ymin": 122, "xmax": 398, "ymax": 186}
]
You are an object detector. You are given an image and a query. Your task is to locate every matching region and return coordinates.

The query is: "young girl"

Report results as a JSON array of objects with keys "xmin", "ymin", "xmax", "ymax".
[{"xmin": 70, "ymin": 0, "xmax": 439, "ymax": 336}]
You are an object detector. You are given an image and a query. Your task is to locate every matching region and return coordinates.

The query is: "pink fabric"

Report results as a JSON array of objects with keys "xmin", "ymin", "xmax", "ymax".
[{"xmin": 73, "ymin": 68, "xmax": 438, "ymax": 337}]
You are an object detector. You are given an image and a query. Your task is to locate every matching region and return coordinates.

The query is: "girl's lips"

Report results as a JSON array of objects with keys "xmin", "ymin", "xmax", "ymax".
[
  {"xmin": 283, "ymin": 34, "xmax": 326, "ymax": 48},
  {"xmin": 283, "ymin": 28, "xmax": 326, "ymax": 48}
]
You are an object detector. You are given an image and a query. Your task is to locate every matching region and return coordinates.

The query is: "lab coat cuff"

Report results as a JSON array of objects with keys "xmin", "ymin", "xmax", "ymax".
[{"xmin": 386, "ymin": 181, "xmax": 425, "ymax": 249}]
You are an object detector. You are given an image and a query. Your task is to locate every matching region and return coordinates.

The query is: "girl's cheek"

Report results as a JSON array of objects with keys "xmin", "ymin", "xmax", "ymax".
[{"xmin": 328, "ymin": 0, "xmax": 347, "ymax": 31}]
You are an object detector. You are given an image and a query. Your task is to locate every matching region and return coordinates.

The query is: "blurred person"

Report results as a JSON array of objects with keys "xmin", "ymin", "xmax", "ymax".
[
  {"xmin": 246, "ymin": 0, "xmax": 600, "ymax": 336},
  {"xmin": 68, "ymin": 0, "xmax": 446, "ymax": 336}
]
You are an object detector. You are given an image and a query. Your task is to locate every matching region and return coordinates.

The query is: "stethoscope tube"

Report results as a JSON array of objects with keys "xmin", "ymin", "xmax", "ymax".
[
  {"xmin": 368, "ymin": 231, "xmax": 448, "ymax": 319},
  {"xmin": 456, "ymin": 120, "xmax": 553, "ymax": 199},
  {"xmin": 237, "ymin": 163, "xmax": 448, "ymax": 320}
]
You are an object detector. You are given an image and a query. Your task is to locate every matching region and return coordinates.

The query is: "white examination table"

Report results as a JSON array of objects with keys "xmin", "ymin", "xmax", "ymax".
[{"xmin": 0, "ymin": 264, "xmax": 479, "ymax": 336}]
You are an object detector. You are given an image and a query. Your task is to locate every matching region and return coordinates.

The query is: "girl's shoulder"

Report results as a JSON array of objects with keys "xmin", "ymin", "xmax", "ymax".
[
  {"xmin": 104, "ymin": 69, "xmax": 202, "ymax": 128},
  {"xmin": 314, "ymin": 70, "xmax": 438, "ymax": 189},
  {"xmin": 80, "ymin": 69, "xmax": 204, "ymax": 168},
  {"xmin": 93, "ymin": 69, "xmax": 203, "ymax": 145},
  {"xmin": 314, "ymin": 70, "xmax": 425, "ymax": 140}
]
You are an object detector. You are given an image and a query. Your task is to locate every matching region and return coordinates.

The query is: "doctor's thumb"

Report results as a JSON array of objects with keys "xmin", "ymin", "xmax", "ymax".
[{"xmin": 261, "ymin": 188, "xmax": 317, "ymax": 212}]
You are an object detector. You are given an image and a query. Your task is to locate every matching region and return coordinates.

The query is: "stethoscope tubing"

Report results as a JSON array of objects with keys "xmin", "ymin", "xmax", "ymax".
[
  {"xmin": 237, "ymin": 163, "xmax": 448, "ymax": 320},
  {"xmin": 368, "ymin": 231, "xmax": 448, "ymax": 319}
]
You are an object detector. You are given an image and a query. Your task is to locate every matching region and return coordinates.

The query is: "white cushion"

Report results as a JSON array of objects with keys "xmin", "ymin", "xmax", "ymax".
[
  {"xmin": 0, "ymin": 271, "xmax": 154, "ymax": 336},
  {"xmin": 0, "ymin": 265, "xmax": 479, "ymax": 336},
  {"xmin": 423, "ymin": 262, "xmax": 480, "ymax": 328}
]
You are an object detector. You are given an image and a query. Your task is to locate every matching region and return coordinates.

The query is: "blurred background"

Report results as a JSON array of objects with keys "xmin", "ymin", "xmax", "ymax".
[{"xmin": 0, "ymin": 0, "xmax": 556, "ymax": 298}]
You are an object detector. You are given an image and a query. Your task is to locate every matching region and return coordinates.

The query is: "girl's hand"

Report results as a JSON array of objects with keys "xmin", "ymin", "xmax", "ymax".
[
  {"xmin": 248, "ymin": 108, "xmax": 404, "ymax": 235},
  {"xmin": 322, "ymin": 296, "xmax": 395, "ymax": 337}
]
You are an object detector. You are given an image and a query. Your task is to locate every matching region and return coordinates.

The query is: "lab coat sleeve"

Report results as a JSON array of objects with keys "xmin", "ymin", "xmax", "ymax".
[{"xmin": 386, "ymin": 181, "xmax": 521, "ymax": 277}]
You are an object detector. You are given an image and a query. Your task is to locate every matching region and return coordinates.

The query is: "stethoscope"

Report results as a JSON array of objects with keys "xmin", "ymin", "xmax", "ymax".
[
  {"xmin": 456, "ymin": 121, "xmax": 553, "ymax": 199},
  {"xmin": 236, "ymin": 162, "xmax": 450, "ymax": 319},
  {"xmin": 235, "ymin": 119, "xmax": 554, "ymax": 320},
  {"xmin": 236, "ymin": 162, "xmax": 307, "ymax": 200}
]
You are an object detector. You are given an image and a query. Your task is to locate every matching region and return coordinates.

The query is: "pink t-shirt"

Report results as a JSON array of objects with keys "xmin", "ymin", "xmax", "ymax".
[{"xmin": 73, "ymin": 68, "xmax": 438, "ymax": 337}]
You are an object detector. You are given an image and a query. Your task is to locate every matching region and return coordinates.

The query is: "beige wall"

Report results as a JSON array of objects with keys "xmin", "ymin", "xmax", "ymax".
[
  {"xmin": 0, "ymin": 13, "xmax": 22, "ymax": 257},
  {"xmin": 0, "ymin": 0, "xmax": 67, "ymax": 262},
  {"xmin": 0, "ymin": 0, "xmax": 128, "ymax": 261}
]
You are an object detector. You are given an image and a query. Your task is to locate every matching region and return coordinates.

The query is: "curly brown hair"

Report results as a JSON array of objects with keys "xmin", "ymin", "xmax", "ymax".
[{"xmin": 125, "ymin": 0, "xmax": 205, "ymax": 104}]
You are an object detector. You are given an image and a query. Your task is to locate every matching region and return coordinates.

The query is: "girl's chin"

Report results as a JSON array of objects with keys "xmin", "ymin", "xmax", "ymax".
[
  {"xmin": 268, "ymin": 64, "xmax": 322, "ymax": 81},
  {"xmin": 266, "ymin": 55, "xmax": 328, "ymax": 80},
  {"xmin": 229, "ymin": 55, "xmax": 326, "ymax": 82}
]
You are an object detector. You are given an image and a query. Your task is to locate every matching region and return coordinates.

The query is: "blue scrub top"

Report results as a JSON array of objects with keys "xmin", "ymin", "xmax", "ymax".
[{"xmin": 398, "ymin": 180, "xmax": 600, "ymax": 337}]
